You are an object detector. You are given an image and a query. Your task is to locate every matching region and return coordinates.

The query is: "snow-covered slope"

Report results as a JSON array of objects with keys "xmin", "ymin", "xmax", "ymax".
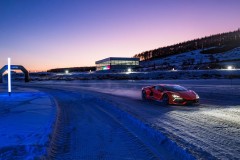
[{"xmin": 140, "ymin": 47, "xmax": 240, "ymax": 70}]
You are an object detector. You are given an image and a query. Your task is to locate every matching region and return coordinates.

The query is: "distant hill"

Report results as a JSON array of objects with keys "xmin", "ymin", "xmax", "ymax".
[
  {"xmin": 139, "ymin": 47, "xmax": 240, "ymax": 71},
  {"xmin": 134, "ymin": 29, "xmax": 240, "ymax": 61}
]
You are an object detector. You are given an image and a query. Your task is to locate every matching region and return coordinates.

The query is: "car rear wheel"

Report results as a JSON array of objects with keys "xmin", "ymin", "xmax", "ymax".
[
  {"xmin": 142, "ymin": 91, "xmax": 146, "ymax": 100},
  {"xmin": 162, "ymin": 94, "xmax": 169, "ymax": 105}
]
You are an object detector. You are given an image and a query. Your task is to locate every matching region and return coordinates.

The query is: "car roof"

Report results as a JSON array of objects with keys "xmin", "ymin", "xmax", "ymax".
[{"xmin": 155, "ymin": 84, "xmax": 179, "ymax": 87}]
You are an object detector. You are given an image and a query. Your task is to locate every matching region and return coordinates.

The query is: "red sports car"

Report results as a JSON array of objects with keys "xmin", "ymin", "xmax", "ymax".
[{"xmin": 142, "ymin": 84, "xmax": 199, "ymax": 105}]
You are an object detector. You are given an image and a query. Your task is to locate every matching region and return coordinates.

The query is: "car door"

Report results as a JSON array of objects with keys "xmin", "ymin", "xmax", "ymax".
[{"xmin": 153, "ymin": 86, "xmax": 164, "ymax": 100}]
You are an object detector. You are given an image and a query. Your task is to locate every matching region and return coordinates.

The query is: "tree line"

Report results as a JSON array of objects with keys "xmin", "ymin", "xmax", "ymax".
[
  {"xmin": 48, "ymin": 66, "xmax": 96, "ymax": 73},
  {"xmin": 133, "ymin": 29, "xmax": 240, "ymax": 61}
]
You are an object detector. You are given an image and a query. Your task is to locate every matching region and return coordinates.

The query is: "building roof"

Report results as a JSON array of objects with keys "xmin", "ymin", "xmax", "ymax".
[{"xmin": 95, "ymin": 57, "xmax": 139, "ymax": 64}]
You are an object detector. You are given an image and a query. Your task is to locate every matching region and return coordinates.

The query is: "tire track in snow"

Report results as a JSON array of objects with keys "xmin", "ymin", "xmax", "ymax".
[{"xmin": 42, "ymin": 88, "xmax": 164, "ymax": 160}]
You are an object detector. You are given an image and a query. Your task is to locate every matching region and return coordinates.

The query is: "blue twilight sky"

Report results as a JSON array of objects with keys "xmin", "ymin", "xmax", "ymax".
[{"xmin": 0, "ymin": 0, "xmax": 240, "ymax": 71}]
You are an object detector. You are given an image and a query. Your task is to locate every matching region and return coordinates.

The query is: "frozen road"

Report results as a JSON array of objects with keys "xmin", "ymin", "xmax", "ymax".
[{"xmin": 15, "ymin": 79, "xmax": 240, "ymax": 159}]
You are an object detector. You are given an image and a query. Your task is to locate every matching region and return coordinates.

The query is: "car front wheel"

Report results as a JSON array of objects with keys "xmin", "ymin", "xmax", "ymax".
[{"xmin": 162, "ymin": 94, "xmax": 169, "ymax": 105}]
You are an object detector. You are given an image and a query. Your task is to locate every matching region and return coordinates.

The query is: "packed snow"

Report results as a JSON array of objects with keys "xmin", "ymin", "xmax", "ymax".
[
  {"xmin": 0, "ymin": 87, "xmax": 56, "ymax": 159},
  {"xmin": 1, "ymin": 79, "xmax": 240, "ymax": 159},
  {"xmin": 26, "ymin": 79, "xmax": 240, "ymax": 159}
]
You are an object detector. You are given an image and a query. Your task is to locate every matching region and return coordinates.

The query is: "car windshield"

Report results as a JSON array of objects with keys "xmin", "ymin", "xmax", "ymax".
[{"xmin": 164, "ymin": 85, "xmax": 188, "ymax": 91}]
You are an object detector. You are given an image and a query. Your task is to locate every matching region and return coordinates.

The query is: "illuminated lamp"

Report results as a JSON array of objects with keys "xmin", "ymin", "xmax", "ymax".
[
  {"xmin": 227, "ymin": 66, "xmax": 233, "ymax": 70},
  {"xmin": 8, "ymin": 58, "xmax": 11, "ymax": 96}
]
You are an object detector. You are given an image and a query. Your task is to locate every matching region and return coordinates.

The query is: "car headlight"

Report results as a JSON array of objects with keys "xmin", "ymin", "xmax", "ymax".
[
  {"xmin": 196, "ymin": 94, "xmax": 200, "ymax": 99},
  {"xmin": 172, "ymin": 94, "xmax": 183, "ymax": 99}
]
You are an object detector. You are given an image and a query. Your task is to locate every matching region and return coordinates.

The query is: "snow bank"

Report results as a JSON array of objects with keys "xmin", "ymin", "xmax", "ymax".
[{"xmin": 0, "ymin": 91, "xmax": 56, "ymax": 159}]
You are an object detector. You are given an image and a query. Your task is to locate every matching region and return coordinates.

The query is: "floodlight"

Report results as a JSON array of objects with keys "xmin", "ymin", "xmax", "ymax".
[{"xmin": 227, "ymin": 66, "xmax": 233, "ymax": 70}]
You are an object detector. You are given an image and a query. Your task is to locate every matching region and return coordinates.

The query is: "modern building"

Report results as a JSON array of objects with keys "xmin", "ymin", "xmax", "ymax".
[{"xmin": 95, "ymin": 57, "xmax": 140, "ymax": 71}]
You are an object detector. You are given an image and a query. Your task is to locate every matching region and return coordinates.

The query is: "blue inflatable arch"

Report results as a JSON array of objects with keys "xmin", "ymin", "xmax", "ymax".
[{"xmin": 0, "ymin": 65, "xmax": 30, "ymax": 83}]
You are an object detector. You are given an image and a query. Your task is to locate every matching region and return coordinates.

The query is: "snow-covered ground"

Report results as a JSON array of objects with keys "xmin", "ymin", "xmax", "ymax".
[
  {"xmin": 76, "ymin": 80, "xmax": 240, "ymax": 159},
  {"xmin": 25, "ymin": 79, "xmax": 240, "ymax": 159},
  {"xmin": 1, "ymin": 79, "xmax": 239, "ymax": 159},
  {"xmin": 0, "ymin": 87, "xmax": 56, "ymax": 159}
]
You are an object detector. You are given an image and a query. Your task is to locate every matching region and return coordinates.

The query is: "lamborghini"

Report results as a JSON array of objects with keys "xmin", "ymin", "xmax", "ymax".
[{"xmin": 142, "ymin": 84, "xmax": 199, "ymax": 105}]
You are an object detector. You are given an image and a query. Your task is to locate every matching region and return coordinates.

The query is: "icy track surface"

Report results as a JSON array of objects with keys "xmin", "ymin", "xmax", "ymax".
[{"xmin": 19, "ymin": 79, "xmax": 240, "ymax": 159}]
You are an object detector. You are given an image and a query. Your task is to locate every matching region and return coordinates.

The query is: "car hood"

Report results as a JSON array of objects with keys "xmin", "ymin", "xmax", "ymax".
[{"xmin": 176, "ymin": 91, "xmax": 197, "ymax": 100}]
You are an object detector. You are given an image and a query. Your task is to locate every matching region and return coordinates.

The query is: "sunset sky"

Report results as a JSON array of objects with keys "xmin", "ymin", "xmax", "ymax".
[{"xmin": 0, "ymin": 0, "xmax": 240, "ymax": 71}]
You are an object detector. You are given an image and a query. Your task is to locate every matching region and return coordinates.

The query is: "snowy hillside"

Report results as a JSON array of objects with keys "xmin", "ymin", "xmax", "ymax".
[{"xmin": 140, "ymin": 47, "xmax": 240, "ymax": 70}]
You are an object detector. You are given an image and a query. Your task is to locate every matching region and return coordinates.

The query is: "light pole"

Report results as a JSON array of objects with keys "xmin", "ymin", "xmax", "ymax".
[{"xmin": 8, "ymin": 58, "xmax": 11, "ymax": 96}]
